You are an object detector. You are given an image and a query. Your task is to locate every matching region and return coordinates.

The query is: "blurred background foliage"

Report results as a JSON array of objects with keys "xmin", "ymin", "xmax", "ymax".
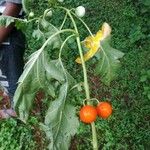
[{"xmin": 0, "ymin": 0, "xmax": 149, "ymax": 149}]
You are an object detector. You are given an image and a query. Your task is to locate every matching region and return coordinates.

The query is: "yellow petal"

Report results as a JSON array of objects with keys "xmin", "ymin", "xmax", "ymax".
[
  {"xmin": 95, "ymin": 30, "xmax": 103, "ymax": 41},
  {"xmin": 75, "ymin": 23, "xmax": 112, "ymax": 64},
  {"xmin": 75, "ymin": 46, "xmax": 99, "ymax": 64},
  {"xmin": 84, "ymin": 36, "xmax": 93, "ymax": 48}
]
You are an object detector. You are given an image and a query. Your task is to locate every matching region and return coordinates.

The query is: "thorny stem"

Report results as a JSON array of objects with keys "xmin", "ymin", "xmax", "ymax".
[{"xmin": 58, "ymin": 7, "xmax": 98, "ymax": 150}]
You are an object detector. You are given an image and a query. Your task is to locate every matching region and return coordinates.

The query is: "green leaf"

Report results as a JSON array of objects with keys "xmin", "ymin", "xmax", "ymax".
[
  {"xmin": 22, "ymin": 0, "xmax": 33, "ymax": 13},
  {"xmin": 0, "ymin": 16, "xmax": 27, "ymax": 31},
  {"xmin": 14, "ymin": 49, "xmax": 68, "ymax": 122},
  {"xmin": 44, "ymin": 59, "xmax": 65, "ymax": 82},
  {"xmin": 0, "ymin": 16, "xmax": 15, "ymax": 27},
  {"xmin": 39, "ymin": 19, "xmax": 62, "ymax": 49},
  {"xmin": 14, "ymin": 45, "xmax": 75, "ymax": 122},
  {"xmin": 95, "ymin": 37, "xmax": 124, "ymax": 85},
  {"xmin": 45, "ymin": 83, "xmax": 79, "ymax": 150},
  {"xmin": 140, "ymin": 75, "xmax": 147, "ymax": 82},
  {"xmin": 141, "ymin": 0, "xmax": 150, "ymax": 6},
  {"xmin": 32, "ymin": 29, "xmax": 46, "ymax": 41}
]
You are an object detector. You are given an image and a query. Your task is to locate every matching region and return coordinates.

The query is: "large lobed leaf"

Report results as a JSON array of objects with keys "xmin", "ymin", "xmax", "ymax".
[
  {"xmin": 95, "ymin": 37, "xmax": 124, "ymax": 85},
  {"xmin": 44, "ymin": 83, "xmax": 79, "ymax": 150},
  {"xmin": 14, "ymin": 22, "xmax": 79, "ymax": 149},
  {"xmin": 14, "ymin": 49, "xmax": 66, "ymax": 121},
  {"xmin": 14, "ymin": 49, "xmax": 79, "ymax": 149}
]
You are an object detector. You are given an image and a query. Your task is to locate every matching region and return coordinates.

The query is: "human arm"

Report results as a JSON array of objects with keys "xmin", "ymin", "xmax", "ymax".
[{"xmin": 0, "ymin": 2, "xmax": 22, "ymax": 45}]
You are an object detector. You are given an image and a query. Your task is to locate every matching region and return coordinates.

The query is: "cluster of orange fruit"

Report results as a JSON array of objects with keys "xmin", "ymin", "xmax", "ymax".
[{"xmin": 79, "ymin": 102, "xmax": 112, "ymax": 123}]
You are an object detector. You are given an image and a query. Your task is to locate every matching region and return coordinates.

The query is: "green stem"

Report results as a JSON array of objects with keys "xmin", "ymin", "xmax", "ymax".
[
  {"xmin": 60, "ymin": 12, "xmax": 68, "ymax": 30},
  {"xmin": 59, "ymin": 34, "xmax": 76, "ymax": 79},
  {"xmin": 71, "ymin": 12, "xmax": 93, "ymax": 37},
  {"xmin": 91, "ymin": 122, "xmax": 98, "ymax": 150},
  {"xmin": 41, "ymin": 29, "xmax": 76, "ymax": 50},
  {"xmin": 60, "ymin": 7, "xmax": 98, "ymax": 150},
  {"xmin": 65, "ymin": 8, "xmax": 90, "ymax": 100}
]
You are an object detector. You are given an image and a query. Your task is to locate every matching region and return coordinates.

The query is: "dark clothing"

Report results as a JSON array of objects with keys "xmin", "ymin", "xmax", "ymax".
[
  {"xmin": 0, "ymin": 0, "xmax": 24, "ymax": 106},
  {"xmin": 0, "ymin": 28, "xmax": 25, "ymax": 105}
]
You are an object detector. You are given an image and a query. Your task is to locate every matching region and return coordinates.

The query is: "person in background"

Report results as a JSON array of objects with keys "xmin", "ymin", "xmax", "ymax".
[{"xmin": 0, "ymin": 0, "xmax": 25, "ymax": 118}]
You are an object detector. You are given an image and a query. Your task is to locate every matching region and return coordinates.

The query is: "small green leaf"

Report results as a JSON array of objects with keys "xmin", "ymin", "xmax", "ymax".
[
  {"xmin": 140, "ymin": 75, "xmax": 147, "ymax": 82},
  {"xmin": 0, "ymin": 16, "xmax": 28, "ymax": 31},
  {"xmin": 95, "ymin": 37, "xmax": 124, "ymax": 85},
  {"xmin": 32, "ymin": 29, "xmax": 45, "ymax": 41},
  {"xmin": 0, "ymin": 16, "xmax": 15, "ymax": 27}
]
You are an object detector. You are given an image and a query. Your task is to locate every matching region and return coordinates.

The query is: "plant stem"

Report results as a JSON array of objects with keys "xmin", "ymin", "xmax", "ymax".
[
  {"xmin": 91, "ymin": 122, "xmax": 98, "ymax": 150},
  {"xmin": 65, "ymin": 8, "xmax": 98, "ymax": 150},
  {"xmin": 41, "ymin": 29, "xmax": 76, "ymax": 50},
  {"xmin": 71, "ymin": 12, "xmax": 93, "ymax": 37},
  {"xmin": 66, "ymin": 9, "xmax": 90, "ymax": 100},
  {"xmin": 59, "ymin": 34, "xmax": 76, "ymax": 78},
  {"xmin": 60, "ymin": 13, "xmax": 68, "ymax": 30}
]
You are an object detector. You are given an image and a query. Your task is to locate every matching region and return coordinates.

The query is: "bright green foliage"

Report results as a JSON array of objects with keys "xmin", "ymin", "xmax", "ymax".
[
  {"xmin": 140, "ymin": 69, "xmax": 150, "ymax": 99},
  {"xmin": 22, "ymin": 0, "xmax": 30, "ymax": 13},
  {"xmin": 0, "ymin": 119, "xmax": 37, "ymax": 150}
]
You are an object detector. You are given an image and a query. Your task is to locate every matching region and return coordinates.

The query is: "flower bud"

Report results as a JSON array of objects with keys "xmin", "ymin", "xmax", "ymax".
[
  {"xmin": 29, "ymin": 12, "xmax": 34, "ymax": 18},
  {"xmin": 75, "ymin": 6, "xmax": 85, "ymax": 18},
  {"xmin": 46, "ymin": 10, "xmax": 53, "ymax": 17}
]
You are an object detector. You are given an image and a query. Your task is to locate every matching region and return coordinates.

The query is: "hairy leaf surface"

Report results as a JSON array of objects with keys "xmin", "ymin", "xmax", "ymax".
[
  {"xmin": 45, "ymin": 83, "xmax": 79, "ymax": 150},
  {"xmin": 96, "ymin": 37, "xmax": 124, "ymax": 85},
  {"xmin": 14, "ymin": 49, "xmax": 66, "ymax": 122}
]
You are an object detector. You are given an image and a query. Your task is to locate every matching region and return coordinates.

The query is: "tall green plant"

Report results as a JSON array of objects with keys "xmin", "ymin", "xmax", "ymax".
[{"xmin": 0, "ymin": 1, "xmax": 124, "ymax": 149}]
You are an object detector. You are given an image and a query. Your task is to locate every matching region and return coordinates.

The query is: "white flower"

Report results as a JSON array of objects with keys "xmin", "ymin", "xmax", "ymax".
[{"xmin": 75, "ymin": 6, "xmax": 85, "ymax": 18}]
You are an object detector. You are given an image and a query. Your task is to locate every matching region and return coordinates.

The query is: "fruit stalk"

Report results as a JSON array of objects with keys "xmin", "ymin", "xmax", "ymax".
[{"xmin": 65, "ymin": 8, "xmax": 98, "ymax": 150}]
